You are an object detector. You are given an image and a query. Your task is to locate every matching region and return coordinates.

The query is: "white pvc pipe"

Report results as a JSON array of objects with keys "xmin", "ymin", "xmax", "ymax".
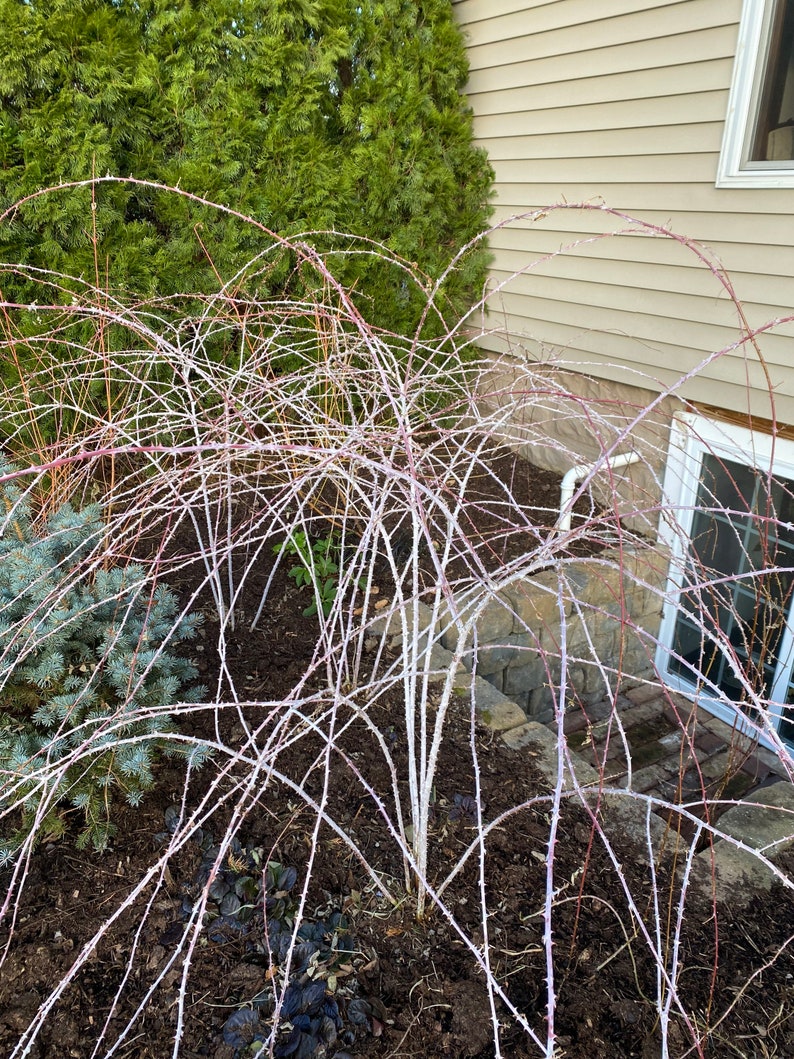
[{"xmin": 556, "ymin": 451, "xmax": 640, "ymax": 533}]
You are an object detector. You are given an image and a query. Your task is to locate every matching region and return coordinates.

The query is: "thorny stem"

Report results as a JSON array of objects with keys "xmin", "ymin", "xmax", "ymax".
[{"xmin": 0, "ymin": 183, "xmax": 792, "ymax": 1058}]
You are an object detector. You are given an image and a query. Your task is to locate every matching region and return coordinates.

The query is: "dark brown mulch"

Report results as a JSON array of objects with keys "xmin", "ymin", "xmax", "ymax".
[{"xmin": 1, "ymin": 452, "xmax": 793, "ymax": 1059}]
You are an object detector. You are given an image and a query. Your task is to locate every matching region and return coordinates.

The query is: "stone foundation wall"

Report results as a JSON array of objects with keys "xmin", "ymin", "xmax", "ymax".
[{"xmin": 439, "ymin": 545, "xmax": 669, "ymax": 724}]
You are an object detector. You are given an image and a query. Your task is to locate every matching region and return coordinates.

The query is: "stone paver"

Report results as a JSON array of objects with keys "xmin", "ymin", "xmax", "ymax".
[
  {"xmin": 369, "ymin": 600, "xmax": 435, "ymax": 648},
  {"xmin": 697, "ymin": 713, "xmax": 755, "ymax": 749},
  {"xmin": 620, "ymin": 735, "xmax": 672, "ymax": 770},
  {"xmin": 703, "ymin": 781, "xmax": 794, "ymax": 899},
  {"xmin": 661, "ymin": 696, "xmax": 698, "ymax": 727},
  {"xmin": 625, "ymin": 682, "xmax": 665, "ymax": 707},
  {"xmin": 423, "ymin": 619, "xmax": 794, "ymax": 902},
  {"xmin": 698, "ymin": 749, "xmax": 745, "ymax": 784},
  {"xmin": 691, "ymin": 727, "xmax": 728, "ymax": 757},
  {"xmin": 562, "ymin": 696, "xmax": 621, "ymax": 735},
  {"xmin": 615, "ymin": 762, "xmax": 672, "ymax": 793},
  {"xmin": 500, "ymin": 723, "xmax": 674, "ymax": 853},
  {"xmin": 385, "ymin": 594, "xmax": 794, "ymax": 901},
  {"xmin": 463, "ymin": 674, "xmax": 527, "ymax": 732},
  {"xmin": 502, "ymin": 722, "xmax": 600, "ymax": 788},
  {"xmin": 712, "ymin": 781, "xmax": 794, "ymax": 845},
  {"xmin": 616, "ymin": 698, "xmax": 673, "ymax": 730},
  {"xmin": 751, "ymin": 745, "xmax": 794, "ymax": 781},
  {"xmin": 421, "ymin": 642, "xmax": 527, "ymax": 733}
]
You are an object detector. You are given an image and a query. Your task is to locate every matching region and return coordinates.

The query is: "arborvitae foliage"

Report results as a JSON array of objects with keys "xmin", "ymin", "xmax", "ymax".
[
  {"xmin": 0, "ymin": 460, "xmax": 206, "ymax": 857},
  {"xmin": 0, "ymin": 0, "xmax": 493, "ymax": 335}
]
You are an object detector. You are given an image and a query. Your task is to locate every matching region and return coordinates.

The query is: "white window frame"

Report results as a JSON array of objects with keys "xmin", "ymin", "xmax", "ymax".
[
  {"xmin": 656, "ymin": 412, "xmax": 794, "ymax": 753},
  {"xmin": 717, "ymin": 0, "xmax": 794, "ymax": 188}
]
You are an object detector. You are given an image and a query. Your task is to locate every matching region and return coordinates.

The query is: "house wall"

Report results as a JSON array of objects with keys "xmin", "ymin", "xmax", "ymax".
[{"xmin": 453, "ymin": 0, "xmax": 794, "ymax": 431}]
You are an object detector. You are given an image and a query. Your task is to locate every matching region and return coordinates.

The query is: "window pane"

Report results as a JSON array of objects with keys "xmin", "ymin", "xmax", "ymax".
[
  {"xmin": 672, "ymin": 452, "xmax": 794, "ymax": 709},
  {"xmin": 782, "ymin": 688, "xmax": 794, "ymax": 743},
  {"xmin": 751, "ymin": 0, "xmax": 794, "ymax": 161},
  {"xmin": 695, "ymin": 454, "xmax": 756, "ymax": 512}
]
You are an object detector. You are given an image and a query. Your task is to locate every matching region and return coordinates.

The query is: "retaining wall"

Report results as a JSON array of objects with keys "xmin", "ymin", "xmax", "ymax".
[{"xmin": 438, "ymin": 545, "xmax": 669, "ymax": 723}]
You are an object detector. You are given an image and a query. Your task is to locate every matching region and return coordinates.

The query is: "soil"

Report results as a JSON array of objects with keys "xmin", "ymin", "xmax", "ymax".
[{"xmin": 1, "ymin": 450, "xmax": 793, "ymax": 1059}]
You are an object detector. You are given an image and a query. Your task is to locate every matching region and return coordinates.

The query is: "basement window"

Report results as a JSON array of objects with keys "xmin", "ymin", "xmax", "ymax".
[
  {"xmin": 717, "ymin": 0, "xmax": 794, "ymax": 187},
  {"xmin": 657, "ymin": 414, "xmax": 794, "ymax": 751}
]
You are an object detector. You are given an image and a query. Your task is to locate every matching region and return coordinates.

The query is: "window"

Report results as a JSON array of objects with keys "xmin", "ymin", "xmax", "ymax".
[
  {"xmin": 717, "ymin": 0, "xmax": 794, "ymax": 187},
  {"xmin": 657, "ymin": 414, "xmax": 794, "ymax": 751}
]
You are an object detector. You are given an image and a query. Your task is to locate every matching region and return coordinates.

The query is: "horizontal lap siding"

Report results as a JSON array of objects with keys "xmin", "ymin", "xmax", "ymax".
[
  {"xmin": 488, "ymin": 224, "xmax": 787, "ymax": 292},
  {"xmin": 491, "ymin": 245, "xmax": 794, "ymax": 310},
  {"xmin": 492, "ymin": 190, "xmax": 794, "ymax": 220},
  {"xmin": 467, "ymin": 30, "xmax": 737, "ymax": 93},
  {"xmin": 482, "ymin": 123, "xmax": 726, "ymax": 158},
  {"xmin": 481, "ymin": 306, "xmax": 785, "ymax": 411},
  {"xmin": 464, "ymin": 1, "xmax": 730, "ymax": 62},
  {"xmin": 453, "ymin": 0, "xmax": 794, "ymax": 423}
]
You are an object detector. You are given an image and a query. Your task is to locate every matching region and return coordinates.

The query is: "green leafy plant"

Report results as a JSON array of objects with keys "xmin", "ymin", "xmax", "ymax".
[
  {"xmin": 161, "ymin": 814, "xmax": 374, "ymax": 1059},
  {"xmin": 274, "ymin": 531, "xmax": 343, "ymax": 618},
  {"xmin": 0, "ymin": 459, "xmax": 206, "ymax": 858},
  {"xmin": 0, "ymin": 0, "xmax": 492, "ymax": 336}
]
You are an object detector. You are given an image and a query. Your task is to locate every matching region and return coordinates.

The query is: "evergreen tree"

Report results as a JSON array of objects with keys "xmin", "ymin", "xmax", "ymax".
[
  {"xmin": 0, "ymin": 0, "xmax": 493, "ymax": 336},
  {"xmin": 0, "ymin": 459, "xmax": 206, "ymax": 856}
]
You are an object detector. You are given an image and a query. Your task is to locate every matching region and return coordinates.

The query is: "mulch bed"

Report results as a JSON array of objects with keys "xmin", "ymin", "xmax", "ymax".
[{"xmin": 1, "ymin": 450, "xmax": 793, "ymax": 1058}]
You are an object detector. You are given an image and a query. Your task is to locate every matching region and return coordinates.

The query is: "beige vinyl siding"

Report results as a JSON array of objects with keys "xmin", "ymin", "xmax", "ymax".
[
  {"xmin": 454, "ymin": 0, "xmax": 794, "ymax": 423},
  {"xmin": 476, "ymin": 94, "xmax": 729, "ymax": 136},
  {"xmin": 491, "ymin": 196, "xmax": 794, "ymax": 230},
  {"xmin": 457, "ymin": 0, "xmax": 716, "ymax": 38},
  {"xmin": 483, "ymin": 123, "xmax": 726, "ymax": 159},
  {"xmin": 492, "ymin": 247, "xmax": 794, "ymax": 310},
  {"xmin": 481, "ymin": 306, "xmax": 782, "ymax": 409},
  {"xmin": 464, "ymin": 1, "xmax": 731, "ymax": 61},
  {"xmin": 487, "ymin": 275, "xmax": 794, "ymax": 350},
  {"xmin": 467, "ymin": 30, "xmax": 737, "ymax": 96}
]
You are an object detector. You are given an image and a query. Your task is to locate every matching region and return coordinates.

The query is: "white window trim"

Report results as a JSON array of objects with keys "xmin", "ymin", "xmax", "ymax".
[
  {"xmin": 656, "ymin": 412, "xmax": 794, "ymax": 754},
  {"xmin": 717, "ymin": 0, "xmax": 794, "ymax": 188}
]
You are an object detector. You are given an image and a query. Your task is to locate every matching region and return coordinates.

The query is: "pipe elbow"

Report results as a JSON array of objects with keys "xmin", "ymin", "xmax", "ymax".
[{"xmin": 556, "ymin": 452, "xmax": 640, "ymax": 533}]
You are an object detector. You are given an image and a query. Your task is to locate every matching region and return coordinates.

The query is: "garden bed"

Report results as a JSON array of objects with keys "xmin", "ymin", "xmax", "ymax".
[
  {"xmin": 1, "ymin": 670, "xmax": 793, "ymax": 1058},
  {"xmin": 1, "ymin": 453, "xmax": 793, "ymax": 1059}
]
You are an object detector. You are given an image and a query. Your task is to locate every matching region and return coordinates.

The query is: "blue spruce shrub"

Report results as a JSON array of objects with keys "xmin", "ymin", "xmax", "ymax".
[{"xmin": 0, "ymin": 459, "xmax": 206, "ymax": 858}]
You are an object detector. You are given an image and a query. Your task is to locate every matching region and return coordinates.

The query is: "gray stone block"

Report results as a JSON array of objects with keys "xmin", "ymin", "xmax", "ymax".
[
  {"xmin": 619, "ymin": 640, "xmax": 657, "ymax": 676},
  {"xmin": 501, "ymin": 721, "xmax": 600, "ymax": 788},
  {"xmin": 700, "ymin": 781, "xmax": 794, "ymax": 899},
  {"xmin": 511, "ymin": 687, "xmax": 531, "ymax": 712},
  {"xmin": 713, "ymin": 781, "xmax": 794, "ymax": 845},
  {"xmin": 562, "ymin": 565, "xmax": 590, "ymax": 600},
  {"xmin": 503, "ymin": 656, "xmax": 547, "ymax": 698},
  {"xmin": 528, "ymin": 684, "xmax": 558, "ymax": 719},
  {"xmin": 506, "ymin": 576, "xmax": 568, "ymax": 633},
  {"xmin": 440, "ymin": 591, "xmax": 515, "ymax": 642},
  {"xmin": 566, "ymin": 666, "xmax": 586, "ymax": 694},
  {"xmin": 475, "ymin": 636, "xmax": 523, "ymax": 674},
  {"xmin": 602, "ymin": 795, "xmax": 675, "ymax": 853},
  {"xmin": 498, "ymin": 720, "xmax": 698, "ymax": 869},
  {"xmin": 579, "ymin": 662, "xmax": 611, "ymax": 697},
  {"xmin": 461, "ymin": 674, "xmax": 527, "ymax": 732},
  {"xmin": 477, "ymin": 593, "xmax": 518, "ymax": 642},
  {"xmin": 483, "ymin": 669, "xmax": 504, "ymax": 695},
  {"xmin": 486, "ymin": 670, "xmax": 528, "ymax": 710},
  {"xmin": 424, "ymin": 643, "xmax": 468, "ymax": 681}
]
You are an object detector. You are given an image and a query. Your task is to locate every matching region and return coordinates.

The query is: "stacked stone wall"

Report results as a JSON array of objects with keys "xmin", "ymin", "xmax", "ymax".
[{"xmin": 438, "ymin": 545, "xmax": 669, "ymax": 723}]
